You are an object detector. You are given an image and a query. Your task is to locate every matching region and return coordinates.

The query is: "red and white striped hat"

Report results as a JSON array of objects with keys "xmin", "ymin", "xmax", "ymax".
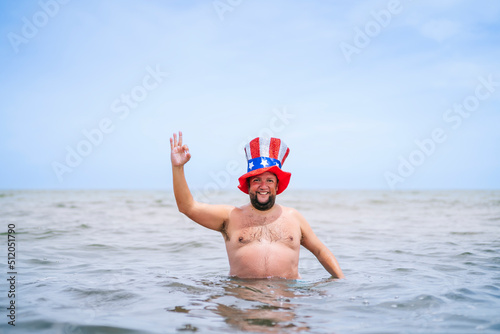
[{"xmin": 238, "ymin": 137, "xmax": 291, "ymax": 195}]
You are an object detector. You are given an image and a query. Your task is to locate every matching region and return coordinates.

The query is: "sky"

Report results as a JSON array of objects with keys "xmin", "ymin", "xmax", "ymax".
[{"xmin": 1, "ymin": 0, "xmax": 499, "ymax": 192}]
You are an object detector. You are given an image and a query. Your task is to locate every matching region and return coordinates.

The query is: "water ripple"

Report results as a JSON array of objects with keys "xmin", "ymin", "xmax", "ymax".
[{"xmin": 4, "ymin": 189, "xmax": 500, "ymax": 334}]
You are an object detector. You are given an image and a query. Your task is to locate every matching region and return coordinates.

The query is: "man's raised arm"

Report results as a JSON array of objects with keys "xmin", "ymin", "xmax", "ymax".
[{"xmin": 170, "ymin": 131, "xmax": 232, "ymax": 232}]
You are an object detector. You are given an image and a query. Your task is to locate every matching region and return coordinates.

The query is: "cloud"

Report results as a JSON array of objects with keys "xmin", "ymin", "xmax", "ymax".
[
  {"xmin": 419, "ymin": 19, "xmax": 461, "ymax": 42},
  {"xmin": 1, "ymin": 0, "xmax": 499, "ymax": 189}
]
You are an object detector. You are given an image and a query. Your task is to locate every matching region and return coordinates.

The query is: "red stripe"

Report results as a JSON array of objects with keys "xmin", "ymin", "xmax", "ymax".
[
  {"xmin": 269, "ymin": 138, "xmax": 280, "ymax": 159},
  {"xmin": 249, "ymin": 138, "xmax": 260, "ymax": 159},
  {"xmin": 281, "ymin": 147, "xmax": 290, "ymax": 164}
]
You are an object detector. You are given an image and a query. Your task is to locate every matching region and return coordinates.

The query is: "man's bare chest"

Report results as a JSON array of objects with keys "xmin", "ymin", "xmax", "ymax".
[{"xmin": 230, "ymin": 215, "xmax": 300, "ymax": 245}]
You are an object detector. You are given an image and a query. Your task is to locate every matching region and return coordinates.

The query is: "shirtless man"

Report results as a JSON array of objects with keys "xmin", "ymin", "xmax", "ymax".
[{"xmin": 170, "ymin": 131, "xmax": 344, "ymax": 279}]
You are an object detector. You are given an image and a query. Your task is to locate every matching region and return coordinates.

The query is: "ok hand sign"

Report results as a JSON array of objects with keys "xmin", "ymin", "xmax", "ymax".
[{"xmin": 170, "ymin": 131, "xmax": 191, "ymax": 167}]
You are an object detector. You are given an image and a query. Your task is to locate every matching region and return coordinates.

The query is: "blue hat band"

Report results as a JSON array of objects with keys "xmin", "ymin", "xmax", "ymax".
[{"xmin": 247, "ymin": 157, "xmax": 281, "ymax": 172}]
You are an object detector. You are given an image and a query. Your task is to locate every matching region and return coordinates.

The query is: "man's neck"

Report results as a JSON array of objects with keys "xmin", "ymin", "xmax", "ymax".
[{"xmin": 249, "ymin": 203, "xmax": 279, "ymax": 214}]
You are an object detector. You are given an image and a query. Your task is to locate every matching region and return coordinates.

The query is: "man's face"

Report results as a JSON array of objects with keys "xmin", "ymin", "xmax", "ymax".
[{"xmin": 248, "ymin": 171, "xmax": 278, "ymax": 211}]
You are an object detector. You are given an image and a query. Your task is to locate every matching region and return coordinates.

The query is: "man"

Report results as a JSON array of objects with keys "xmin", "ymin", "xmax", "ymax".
[{"xmin": 170, "ymin": 131, "xmax": 344, "ymax": 279}]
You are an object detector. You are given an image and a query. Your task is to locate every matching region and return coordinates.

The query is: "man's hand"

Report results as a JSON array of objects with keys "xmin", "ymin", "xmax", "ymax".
[
  {"xmin": 170, "ymin": 131, "xmax": 191, "ymax": 167},
  {"xmin": 170, "ymin": 130, "xmax": 232, "ymax": 232}
]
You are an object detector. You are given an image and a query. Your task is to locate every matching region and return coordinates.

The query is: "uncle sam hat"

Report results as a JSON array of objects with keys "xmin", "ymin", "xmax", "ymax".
[{"xmin": 238, "ymin": 137, "xmax": 291, "ymax": 195}]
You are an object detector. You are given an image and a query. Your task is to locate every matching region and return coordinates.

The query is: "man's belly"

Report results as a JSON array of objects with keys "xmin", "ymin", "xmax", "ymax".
[{"xmin": 226, "ymin": 241, "xmax": 300, "ymax": 279}]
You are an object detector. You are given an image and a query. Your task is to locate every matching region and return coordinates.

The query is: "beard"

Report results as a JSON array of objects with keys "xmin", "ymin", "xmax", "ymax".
[{"xmin": 249, "ymin": 192, "xmax": 276, "ymax": 211}]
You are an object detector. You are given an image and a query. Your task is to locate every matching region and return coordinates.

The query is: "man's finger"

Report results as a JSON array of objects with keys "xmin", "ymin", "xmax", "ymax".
[{"xmin": 179, "ymin": 131, "xmax": 183, "ymax": 147}]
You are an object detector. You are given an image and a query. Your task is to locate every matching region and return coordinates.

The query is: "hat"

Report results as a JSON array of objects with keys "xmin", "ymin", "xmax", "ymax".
[{"xmin": 238, "ymin": 137, "xmax": 291, "ymax": 195}]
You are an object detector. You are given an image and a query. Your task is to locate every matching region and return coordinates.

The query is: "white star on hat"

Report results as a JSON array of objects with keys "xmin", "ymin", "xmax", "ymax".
[
  {"xmin": 248, "ymin": 161, "xmax": 254, "ymax": 170},
  {"xmin": 261, "ymin": 158, "xmax": 269, "ymax": 167}
]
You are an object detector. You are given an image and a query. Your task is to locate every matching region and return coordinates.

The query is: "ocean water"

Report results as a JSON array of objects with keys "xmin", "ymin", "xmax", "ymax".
[{"xmin": 1, "ymin": 189, "xmax": 500, "ymax": 334}]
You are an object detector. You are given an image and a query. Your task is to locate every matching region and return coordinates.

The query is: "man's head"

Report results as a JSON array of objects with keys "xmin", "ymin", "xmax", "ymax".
[
  {"xmin": 248, "ymin": 171, "xmax": 279, "ymax": 211},
  {"xmin": 238, "ymin": 137, "xmax": 291, "ymax": 196}
]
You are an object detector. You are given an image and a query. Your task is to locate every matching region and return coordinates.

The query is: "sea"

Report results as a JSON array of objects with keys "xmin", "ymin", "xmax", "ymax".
[{"xmin": 1, "ymin": 189, "xmax": 500, "ymax": 334}]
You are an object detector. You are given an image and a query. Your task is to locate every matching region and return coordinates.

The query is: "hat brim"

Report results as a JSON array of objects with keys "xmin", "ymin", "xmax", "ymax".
[{"xmin": 237, "ymin": 166, "xmax": 291, "ymax": 195}]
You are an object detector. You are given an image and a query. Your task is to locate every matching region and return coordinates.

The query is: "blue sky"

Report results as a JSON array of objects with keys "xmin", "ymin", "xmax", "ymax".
[{"xmin": 1, "ymin": 0, "xmax": 499, "ymax": 191}]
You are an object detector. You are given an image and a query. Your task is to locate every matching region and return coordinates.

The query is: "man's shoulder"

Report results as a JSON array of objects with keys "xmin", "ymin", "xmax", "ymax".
[
  {"xmin": 277, "ymin": 204, "xmax": 302, "ymax": 218},
  {"xmin": 232, "ymin": 203, "xmax": 251, "ymax": 214},
  {"xmin": 280, "ymin": 205, "xmax": 310, "ymax": 226}
]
